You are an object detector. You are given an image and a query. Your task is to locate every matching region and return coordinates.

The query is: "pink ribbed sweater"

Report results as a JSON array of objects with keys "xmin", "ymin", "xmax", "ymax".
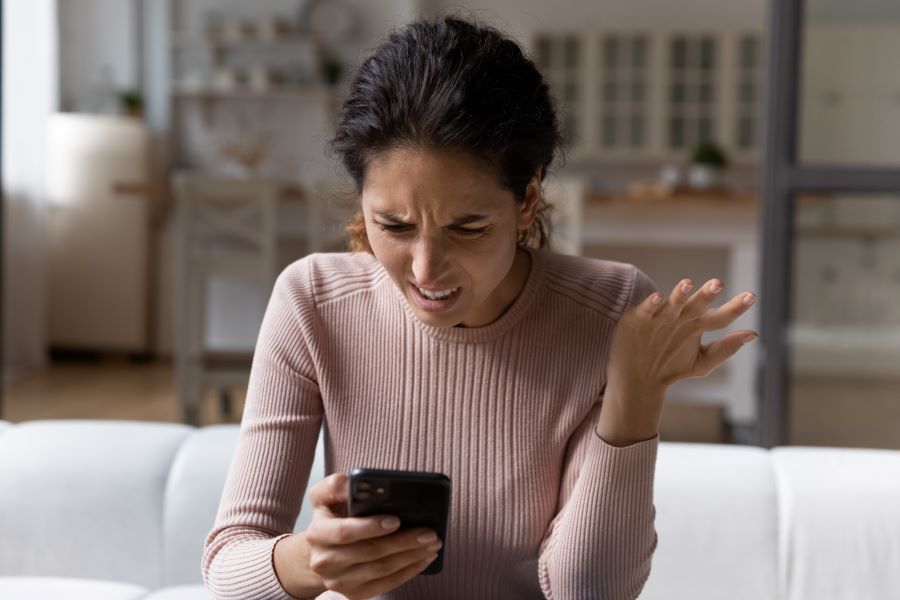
[{"xmin": 202, "ymin": 246, "xmax": 660, "ymax": 600}]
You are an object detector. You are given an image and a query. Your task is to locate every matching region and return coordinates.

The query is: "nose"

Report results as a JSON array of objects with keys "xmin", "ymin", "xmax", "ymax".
[{"xmin": 411, "ymin": 235, "xmax": 450, "ymax": 286}]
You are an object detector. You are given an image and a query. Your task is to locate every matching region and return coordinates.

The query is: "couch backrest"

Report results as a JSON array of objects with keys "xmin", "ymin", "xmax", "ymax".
[
  {"xmin": 2, "ymin": 420, "xmax": 899, "ymax": 599},
  {"xmin": 771, "ymin": 447, "xmax": 900, "ymax": 600},
  {"xmin": 640, "ymin": 442, "xmax": 778, "ymax": 600},
  {"xmin": 161, "ymin": 423, "xmax": 325, "ymax": 586},
  {"xmin": 0, "ymin": 420, "xmax": 192, "ymax": 589},
  {"xmin": 0, "ymin": 420, "xmax": 326, "ymax": 590}
]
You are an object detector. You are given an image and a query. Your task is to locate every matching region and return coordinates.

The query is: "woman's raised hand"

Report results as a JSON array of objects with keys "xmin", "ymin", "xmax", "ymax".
[
  {"xmin": 273, "ymin": 473, "xmax": 442, "ymax": 600},
  {"xmin": 597, "ymin": 278, "xmax": 758, "ymax": 447}
]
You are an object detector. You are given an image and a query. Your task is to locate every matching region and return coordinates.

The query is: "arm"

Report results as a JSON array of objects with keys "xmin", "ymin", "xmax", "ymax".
[
  {"xmin": 201, "ymin": 260, "xmax": 326, "ymax": 600},
  {"xmin": 538, "ymin": 267, "xmax": 660, "ymax": 600},
  {"xmin": 539, "ymin": 266, "xmax": 760, "ymax": 599},
  {"xmin": 537, "ymin": 401, "xmax": 659, "ymax": 600}
]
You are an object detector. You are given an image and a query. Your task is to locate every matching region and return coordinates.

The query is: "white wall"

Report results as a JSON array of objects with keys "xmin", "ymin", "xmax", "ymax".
[
  {"xmin": 426, "ymin": 0, "xmax": 767, "ymax": 40},
  {"xmin": 57, "ymin": 0, "xmax": 138, "ymax": 113},
  {"xmin": 3, "ymin": 0, "xmax": 59, "ymax": 377}
]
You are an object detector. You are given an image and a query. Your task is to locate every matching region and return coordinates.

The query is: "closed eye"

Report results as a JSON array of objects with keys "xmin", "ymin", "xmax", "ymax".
[
  {"xmin": 375, "ymin": 223, "xmax": 489, "ymax": 236},
  {"xmin": 376, "ymin": 223, "xmax": 413, "ymax": 233},
  {"xmin": 452, "ymin": 226, "xmax": 488, "ymax": 236}
]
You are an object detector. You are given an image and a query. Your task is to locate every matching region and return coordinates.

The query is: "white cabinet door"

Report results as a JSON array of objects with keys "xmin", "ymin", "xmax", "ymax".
[{"xmin": 531, "ymin": 28, "xmax": 763, "ymax": 163}]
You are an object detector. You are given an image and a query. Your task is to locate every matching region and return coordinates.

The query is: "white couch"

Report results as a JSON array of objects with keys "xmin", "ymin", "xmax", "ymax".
[{"xmin": 1, "ymin": 419, "xmax": 898, "ymax": 600}]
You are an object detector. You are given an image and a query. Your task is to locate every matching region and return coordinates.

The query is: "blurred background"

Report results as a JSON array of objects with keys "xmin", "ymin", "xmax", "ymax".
[{"xmin": 2, "ymin": 0, "xmax": 899, "ymax": 449}]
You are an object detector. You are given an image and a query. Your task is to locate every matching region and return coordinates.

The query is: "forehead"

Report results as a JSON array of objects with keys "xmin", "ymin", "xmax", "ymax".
[{"xmin": 361, "ymin": 147, "xmax": 513, "ymax": 214}]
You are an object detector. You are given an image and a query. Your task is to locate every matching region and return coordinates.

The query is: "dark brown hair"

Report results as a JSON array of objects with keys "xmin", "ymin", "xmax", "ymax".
[{"xmin": 328, "ymin": 15, "xmax": 565, "ymax": 252}]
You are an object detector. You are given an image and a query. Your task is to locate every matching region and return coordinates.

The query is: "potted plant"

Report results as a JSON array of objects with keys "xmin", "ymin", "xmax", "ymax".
[
  {"xmin": 319, "ymin": 53, "xmax": 344, "ymax": 86},
  {"xmin": 120, "ymin": 90, "xmax": 144, "ymax": 119},
  {"xmin": 688, "ymin": 140, "xmax": 728, "ymax": 189}
]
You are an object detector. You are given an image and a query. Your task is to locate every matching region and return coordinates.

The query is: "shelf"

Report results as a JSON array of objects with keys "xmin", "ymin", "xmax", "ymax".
[
  {"xmin": 172, "ymin": 86, "xmax": 336, "ymax": 100},
  {"xmin": 171, "ymin": 31, "xmax": 319, "ymax": 52},
  {"xmin": 794, "ymin": 225, "xmax": 900, "ymax": 240}
]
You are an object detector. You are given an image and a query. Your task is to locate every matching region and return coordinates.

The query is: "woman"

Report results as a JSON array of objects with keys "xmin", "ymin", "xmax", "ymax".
[{"xmin": 202, "ymin": 16, "xmax": 758, "ymax": 600}]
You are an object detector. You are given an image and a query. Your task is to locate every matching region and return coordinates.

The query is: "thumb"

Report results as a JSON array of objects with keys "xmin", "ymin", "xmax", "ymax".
[
  {"xmin": 694, "ymin": 331, "xmax": 757, "ymax": 377},
  {"xmin": 310, "ymin": 472, "xmax": 349, "ymax": 517}
]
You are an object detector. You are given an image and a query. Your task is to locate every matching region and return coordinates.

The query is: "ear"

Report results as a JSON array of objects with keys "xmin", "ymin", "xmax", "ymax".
[{"xmin": 516, "ymin": 165, "xmax": 544, "ymax": 230}]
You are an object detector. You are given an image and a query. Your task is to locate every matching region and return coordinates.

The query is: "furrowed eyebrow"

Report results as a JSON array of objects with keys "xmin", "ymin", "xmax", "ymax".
[
  {"xmin": 373, "ymin": 211, "xmax": 490, "ymax": 226},
  {"xmin": 452, "ymin": 214, "xmax": 490, "ymax": 226},
  {"xmin": 374, "ymin": 211, "xmax": 408, "ymax": 223}
]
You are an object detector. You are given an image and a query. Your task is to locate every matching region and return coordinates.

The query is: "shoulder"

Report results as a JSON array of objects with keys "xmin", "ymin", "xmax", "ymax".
[
  {"xmin": 539, "ymin": 250, "xmax": 659, "ymax": 322},
  {"xmin": 275, "ymin": 251, "xmax": 387, "ymax": 309}
]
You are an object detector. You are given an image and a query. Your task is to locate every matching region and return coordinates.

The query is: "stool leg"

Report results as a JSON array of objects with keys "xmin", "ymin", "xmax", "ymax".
[
  {"xmin": 182, "ymin": 367, "xmax": 201, "ymax": 426},
  {"xmin": 218, "ymin": 388, "xmax": 233, "ymax": 417}
]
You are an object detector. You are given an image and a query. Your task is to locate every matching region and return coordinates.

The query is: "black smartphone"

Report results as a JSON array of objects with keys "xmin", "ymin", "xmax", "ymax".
[{"xmin": 347, "ymin": 468, "xmax": 451, "ymax": 575}]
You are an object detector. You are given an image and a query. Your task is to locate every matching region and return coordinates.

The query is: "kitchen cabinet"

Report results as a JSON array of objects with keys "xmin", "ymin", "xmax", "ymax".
[{"xmin": 532, "ymin": 28, "xmax": 764, "ymax": 166}]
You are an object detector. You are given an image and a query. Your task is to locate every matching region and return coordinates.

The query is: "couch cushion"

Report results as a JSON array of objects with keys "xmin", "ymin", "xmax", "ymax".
[
  {"xmin": 162, "ymin": 426, "xmax": 239, "ymax": 587},
  {"xmin": 640, "ymin": 442, "xmax": 778, "ymax": 600},
  {"xmin": 772, "ymin": 446, "xmax": 900, "ymax": 600},
  {"xmin": 142, "ymin": 584, "xmax": 211, "ymax": 600},
  {"xmin": 0, "ymin": 420, "xmax": 192, "ymax": 589},
  {"xmin": 162, "ymin": 424, "xmax": 327, "ymax": 586},
  {"xmin": 0, "ymin": 576, "xmax": 147, "ymax": 600}
]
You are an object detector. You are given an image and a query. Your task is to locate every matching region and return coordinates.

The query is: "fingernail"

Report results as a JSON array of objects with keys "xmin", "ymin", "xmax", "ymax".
[
  {"xmin": 382, "ymin": 517, "xmax": 400, "ymax": 529},
  {"xmin": 743, "ymin": 293, "xmax": 757, "ymax": 306},
  {"xmin": 651, "ymin": 294, "xmax": 663, "ymax": 305},
  {"xmin": 744, "ymin": 333, "xmax": 759, "ymax": 343},
  {"xmin": 417, "ymin": 531, "xmax": 438, "ymax": 544},
  {"xmin": 681, "ymin": 280, "xmax": 693, "ymax": 293},
  {"xmin": 710, "ymin": 281, "xmax": 723, "ymax": 294}
]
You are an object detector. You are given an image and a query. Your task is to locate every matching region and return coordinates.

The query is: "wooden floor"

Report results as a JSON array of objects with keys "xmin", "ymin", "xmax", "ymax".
[
  {"xmin": 1, "ymin": 360, "xmax": 727, "ymax": 443},
  {"xmin": 1, "ymin": 360, "xmax": 244, "ymax": 426}
]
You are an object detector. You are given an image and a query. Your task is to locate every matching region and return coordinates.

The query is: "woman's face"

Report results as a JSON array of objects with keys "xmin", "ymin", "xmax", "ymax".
[{"xmin": 361, "ymin": 147, "xmax": 540, "ymax": 328}]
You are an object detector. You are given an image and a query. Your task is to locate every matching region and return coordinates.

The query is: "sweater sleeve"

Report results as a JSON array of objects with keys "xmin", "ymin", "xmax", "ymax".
[
  {"xmin": 202, "ymin": 258, "xmax": 325, "ymax": 600},
  {"xmin": 537, "ymin": 265, "xmax": 661, "ymax": 600}
]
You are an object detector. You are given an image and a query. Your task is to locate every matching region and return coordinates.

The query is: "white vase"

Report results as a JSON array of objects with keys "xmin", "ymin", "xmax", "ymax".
[
  {"xmin": 688, "ymin": 164, "xmax": 721, "ymax": 189},
  {"xmin": 659, "ymin": 164, "xmax": 683, "ymax": 186}
]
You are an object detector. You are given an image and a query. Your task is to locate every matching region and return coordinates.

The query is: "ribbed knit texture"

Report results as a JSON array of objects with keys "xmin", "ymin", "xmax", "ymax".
[{"xmin": 202, "ymin": 246, "xmax": 660, "ymax": 600}]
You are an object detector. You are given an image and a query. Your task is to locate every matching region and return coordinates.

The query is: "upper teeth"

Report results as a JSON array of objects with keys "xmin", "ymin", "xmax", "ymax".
[{"xmin": 418, "ymin": 286, "xmax": 458, "ymax": 300}]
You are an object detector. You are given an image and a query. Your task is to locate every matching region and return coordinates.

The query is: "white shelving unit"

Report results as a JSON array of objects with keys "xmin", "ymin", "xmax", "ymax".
[{"xmin": 165, "ymin": 3, "xmax": 348, "ymax": 171}]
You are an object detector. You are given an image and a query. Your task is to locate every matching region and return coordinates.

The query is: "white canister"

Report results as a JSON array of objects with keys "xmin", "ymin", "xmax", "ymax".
[{"xmin": 688, "ymin": 164, "xmax": 721, "ymax": 189}]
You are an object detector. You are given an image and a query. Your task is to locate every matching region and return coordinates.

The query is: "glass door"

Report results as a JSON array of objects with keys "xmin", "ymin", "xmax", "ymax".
[{"xmin": 759, "ymin": 0, "xmax": 900, "ymax": 448}]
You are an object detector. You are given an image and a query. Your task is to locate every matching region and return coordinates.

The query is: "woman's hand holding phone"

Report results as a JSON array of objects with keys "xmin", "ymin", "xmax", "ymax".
[{"xmin": 273, "ymin": 473, "xmax": 442, "ymax": 600}]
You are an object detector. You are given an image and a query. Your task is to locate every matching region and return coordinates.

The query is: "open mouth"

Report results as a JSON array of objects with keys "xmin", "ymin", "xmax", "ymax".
[
  {"xmin": 416, "ymin": 286, "xmax": 459, "ymax": 301},
  {"xmin": 409, "ymin": 283, "xmax": 462, "ymax": 312}
]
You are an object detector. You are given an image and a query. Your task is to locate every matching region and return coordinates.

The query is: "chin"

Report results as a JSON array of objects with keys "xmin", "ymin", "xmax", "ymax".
[{"xmin": 413, "ymin": 307, "xmax": 464, "ymax": 328}]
